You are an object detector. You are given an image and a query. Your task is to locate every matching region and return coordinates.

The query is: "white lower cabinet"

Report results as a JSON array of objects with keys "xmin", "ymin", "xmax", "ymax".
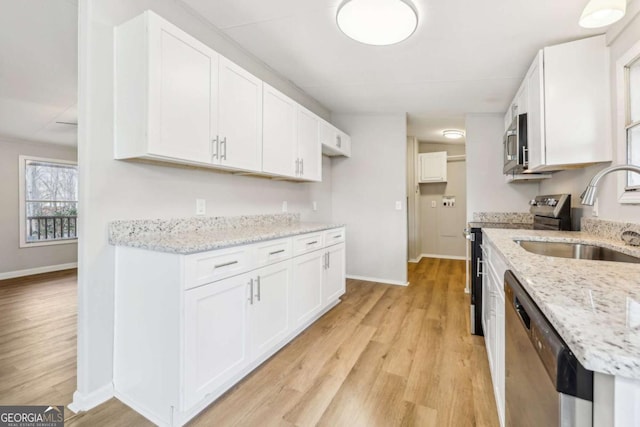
[
  {"xmin": 248, "ymin": 260, "xmax": 291, "ymax": 357},
  {"xmin": 114, "ymin": 228, "xmax": 345, "ymax": 427},
  {"xmin": 481, "ymin": 238, "xmax": 507, "ymax": 427},
  {"xmin": 184, "ymin": 273, "xmax": 251, "ymax": 410},
  {"xmin": 323, "ymin": 243, "xmax": 345, "ymax": 304},
  {"xmin": 291, "ymin": 250, "xmax": 324, "ymax": 327}
]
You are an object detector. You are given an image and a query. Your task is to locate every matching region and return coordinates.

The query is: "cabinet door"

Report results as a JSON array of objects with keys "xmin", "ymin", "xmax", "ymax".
[
  {"xmin": 291, "ymin": 250, "xmax": 324, "ymax": 328},
  {"xmin": 418, "ymin": 152, "xmax": 447, "ymax": 182},
  {"xmin": 495, "ymin": 291, "xmax": 506, "ymax": 426},
  {"xmin": 297, "ymin": 107, "xmax": 322, "ymax": 182},
  {"xmin": 323, "ymin": 243, "xmax": 346, "ymax": 304},
  {"xmin": 147, "ymin": 16, "xmax": 218, "ymax": 163},
  {"xmin": 262, "ymin": 84, "xmax": 297, "ymax": 177},
  {"xmin": 184, "ymin": 273, "xmax": 251, "ymax": 409},
  {"xmin": 249, "ymin": 260, "xmax": 291, "ymax": 358},
  {"xmin": 525, "ymin": 51, "xmax": 545, "ymax": 171},
  {"xmin": 218, "ymin": 57, "xmax": 263, "ymax": 171}
]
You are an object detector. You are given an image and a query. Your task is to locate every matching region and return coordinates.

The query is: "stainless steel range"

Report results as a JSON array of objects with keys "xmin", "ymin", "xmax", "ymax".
[{"xmin": 529, "ymin": 194, "xmax": 571, "ymax": 231}]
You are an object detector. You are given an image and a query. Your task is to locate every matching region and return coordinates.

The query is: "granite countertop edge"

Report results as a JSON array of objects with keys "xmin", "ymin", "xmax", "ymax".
[
  {"xmin": 482, "ymin": 228, "xmax": 640, "ymax": 380},
  {"xmin": 109, "ymin": 222, "xmax": 345, "ymax": 255}
]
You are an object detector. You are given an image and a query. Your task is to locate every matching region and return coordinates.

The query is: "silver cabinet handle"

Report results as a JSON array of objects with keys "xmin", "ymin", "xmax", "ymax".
[
  {"xmin": 248, "ymin": 278, "xmax": 254, "ymax": 305},
  {"xmin": 476, "ymin": 259, "xmax": 484, "ymax": 278},
  {"xmin": 334, "ymin": 234, "xmax": 342, "ymax": 239},
  {"xmin": 269, "ymin": 249, "xmax": 285, "ymax": 255},
  {"xmin": 306, "ymin": 240, "xmax": 318, "ymax": 245},
  {"xmin": 295, "ymin": 158, "xmax": 300, "ymax": 175},
  {"xmin": 221, "ymin": 137, "xmax": 227, "ymax": 161},
  {"xmin": 300, "ymin": 158, "xmax": 304, "ymax": 175},
  {"xmin": 211, "ymin": 136, "xmax": 219, "ymax": 161},
  {"xmin": 214, "ymin": 260, "xmax": 238, "ymax": 269},
  {"xmin": 256, "ymin": 276, "xmax": 261, "ymax": 302}
]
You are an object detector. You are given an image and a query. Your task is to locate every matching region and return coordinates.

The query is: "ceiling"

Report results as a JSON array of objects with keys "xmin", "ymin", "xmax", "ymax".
[
  {"xmin": 0, "ymin": 0, "xmax": 78, "ymax": 146},
  {"xmin": 0, "ymin": 0, "xmax": 604, "ymax": 147},
  {"xmin": 181, "ymin": 0, "xmax": 602, "ymax": 142}
]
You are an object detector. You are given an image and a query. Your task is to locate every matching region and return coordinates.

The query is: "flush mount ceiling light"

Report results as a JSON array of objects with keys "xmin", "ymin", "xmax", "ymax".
[
  {"xmin": 336, "ymin": 0, "xmax": 418, "ymax": 46},
  {"xmin": 443, "ymin": 130, "xmax": 465, "ymax": 139},
  {"xmin": 579, "ymin": 0, "xmax": 626, "ymax": 28}
]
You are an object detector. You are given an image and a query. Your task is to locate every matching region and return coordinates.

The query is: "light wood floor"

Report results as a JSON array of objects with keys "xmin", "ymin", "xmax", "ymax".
[{"xmin": 1, "ymin": 259, "xmax": 499, "ymax": 426}]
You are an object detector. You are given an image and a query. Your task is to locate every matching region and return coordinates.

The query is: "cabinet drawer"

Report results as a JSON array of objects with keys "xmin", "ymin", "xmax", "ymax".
[
  {"xmin": 293, "ymin": 232, "xmax": 324, "ymax": 255},
  {"xmin": 323, "ymin": 228, "xmax": 345, "ymax": 246},
  {"xmin": 184, "ymin": 246, "xmax": 255, "ymax": 289},
  {"xmin": 256, "ymin": 238, "xmax": 292, "ymax": 267}
]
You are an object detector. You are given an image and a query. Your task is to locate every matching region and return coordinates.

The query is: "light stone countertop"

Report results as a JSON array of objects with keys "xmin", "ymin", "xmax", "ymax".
[
  {"xmin": 482, "ymin": 228, "xmax": 640, "ymax": 379},
  {"xmin": 108, "ymin": 214, "xmax": 344, "ymax": 254}
]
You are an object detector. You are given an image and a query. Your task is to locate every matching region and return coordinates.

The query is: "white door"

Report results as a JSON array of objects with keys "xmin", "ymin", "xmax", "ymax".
[
  {"xmin": 296, "ymin": 107, "xmax": 322, "ymax": 182},
  {"xmin": 218, "ymin": 57, "xmax": 263, "ymax": 171},
  {"xmin": 291, "ymin": 250, "xmax": 324, "ymax": 328},
  {"xmin": 148, "ymin": 19, "xmax": 218, "ymax": 163},
  {"xmin": 184, "ymin": 273, "xmax": 251, "ymax": 410},
  {"xmin": 323, "ymin": 244, "xmax": 345, "ymax": 304},
  {"xmin": 249, "ymin": 260, "xmax": 291, "ymax": 358},
  {"xmin": 262, "ymin": 84, "xmax": 297, "ymax": 177}
]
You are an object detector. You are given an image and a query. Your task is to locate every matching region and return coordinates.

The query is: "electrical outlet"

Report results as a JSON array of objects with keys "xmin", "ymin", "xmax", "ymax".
[
  {"xmin": 312, "ymin": 201, "xmax": 318, "ymax": 211},
  {"xmin": 195, "ymin": 199, "xmax": 206, "ymax": 216},
  {"xmin": 395, "ymin": 201, "xmax": 402, "ymax": 210},
  {"xmin": 431, "ymin": 200, "xmax": 436, "ymax": 208},
  {"xmin": 282, "ymin": 201, "xmax": 288, "ymax": 212}
]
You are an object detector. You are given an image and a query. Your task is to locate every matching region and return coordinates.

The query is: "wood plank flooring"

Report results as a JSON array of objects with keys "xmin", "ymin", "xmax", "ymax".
[{"xmin": 1, "ymin": 259, "xmax": 499, "ymax": 426}]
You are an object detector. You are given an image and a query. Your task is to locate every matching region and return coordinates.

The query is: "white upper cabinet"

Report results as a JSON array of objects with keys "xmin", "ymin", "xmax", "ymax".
[
  {"xmin": 418, "ymin": 151, "xmax": 447, "ymax": 183},
  {"xmin": 115, "ymin": 12, "xmax": 218, "ymax": 164},
  {"xmin": 524, "ymin": 35, "xmax": 611, "ymax": 172},
  {"xmin": 262, "ymin": 83, "xmax": 297, "ymax": 177},
  {"xmin": 217, "ymin": 57, "xmax": 263, "ymax": 171},
  {"xmin": 297, "ymin": 107, "xmax": 322, "ymax": 182},
  {"xmin": 116, "ymin": 11, "xmax": 263, "ymax": 173},
  {"xmin": 320, "ymin": 120, "xmax": 351, "ymax": 157}
]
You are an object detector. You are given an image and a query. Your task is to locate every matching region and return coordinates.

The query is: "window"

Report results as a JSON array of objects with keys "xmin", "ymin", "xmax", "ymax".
[
  {"xmin": 19, "ymin": 156, "xmax": 78, "ymax": 247},
  {"xmin": 616, "ymin": 38, "xmax": 640, "ymax": 204},
  {"xmin": 626, "ymin": 56, "xmax": 640, "ymax": 189}
]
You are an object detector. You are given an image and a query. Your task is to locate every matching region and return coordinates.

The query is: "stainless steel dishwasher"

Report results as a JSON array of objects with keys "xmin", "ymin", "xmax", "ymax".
[{"xmin": 504, "ymin": 271, "xmax": 593, "ymax": 427}]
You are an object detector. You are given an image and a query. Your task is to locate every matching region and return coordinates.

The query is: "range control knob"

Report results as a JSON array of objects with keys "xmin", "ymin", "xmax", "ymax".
[
  {"xmin": 529, "ymin": 199, "xmax": 537, "ymax": 206},
  {"xmin": 547, "ymin": 198, "xmax": 558, "ymax": 206}
]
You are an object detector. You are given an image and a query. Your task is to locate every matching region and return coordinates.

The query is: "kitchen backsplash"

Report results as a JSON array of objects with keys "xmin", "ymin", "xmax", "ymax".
[
  {"xmin": 472, "ymin": 212, "xmax": 534, "ymax": 224},
  {"xmin": 581, "ymin": 218, "xmax": 640, "ymax": 241},
  {"xmin": 108, "ymin": 213, "xmax": 300, "ymax": 241}
]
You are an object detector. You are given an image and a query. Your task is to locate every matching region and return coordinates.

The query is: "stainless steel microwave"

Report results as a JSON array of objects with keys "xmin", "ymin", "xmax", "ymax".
[{"xmin": 503, "ymin": 113, "xmax": 528, "ymax": 174}]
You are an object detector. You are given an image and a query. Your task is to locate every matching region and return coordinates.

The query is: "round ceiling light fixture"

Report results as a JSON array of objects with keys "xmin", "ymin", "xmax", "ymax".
[
  {"xmin": 579, "ymin": 0, "xmax": 626, "ymax": 28},
  {"xmin": 443, "ymin": 130, "xmax": 465, "ymax": 139},
  {"xmin": 336, "ymin": 0, "xmax": 418, "ymax": 46}
]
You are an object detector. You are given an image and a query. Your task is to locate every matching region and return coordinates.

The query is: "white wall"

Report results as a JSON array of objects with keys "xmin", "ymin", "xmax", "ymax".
[
  {"xmin": 331, "ymin": 114, "xmax": 407, "ymax": 285},
  {"xmin": 418, "ymin": 142, "xmax": 466, "ymax": 258},
  {"xmin": 465, "ymin": 114, "xmax": 539, "ymax": 221},
  {"xmin": 75, "ymin": 0, "xmax": 333, "ymax": 407},
  {"xmin": 540, "ymin": 10, "xmax": 640, "ymax": 224},
  {"xmin": 0, "ymin": 138, "xmax": 77, "ymax": 277}
]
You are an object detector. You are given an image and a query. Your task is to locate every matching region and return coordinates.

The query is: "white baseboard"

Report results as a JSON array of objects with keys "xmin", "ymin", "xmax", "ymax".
[
  {"xmin": 408, "ymin": 258, "xmax": 420, "ymax": 263},
  {"xmin": 0, "ymin": 262, "xmax": 77, "ymax": 281},
  {"xmin": 346, "ymin": 275, "xmax": 409, "ymax": 287},
  {"xmin": 417, "ymin": 253, "xmax": 467, "ymax": 261},
  {"xmin": 68, "ymin": 383, "xmax": 114, "ymax": 413}
]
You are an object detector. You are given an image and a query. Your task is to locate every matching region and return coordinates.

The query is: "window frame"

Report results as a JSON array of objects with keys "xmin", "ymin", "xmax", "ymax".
[
  {"xmin": 18, "ymin": 155, "xmax": 78, "ymax": 248},
  {"xmin": 616, "ymin": 39, "xmax": 640, "ymax": 204}
]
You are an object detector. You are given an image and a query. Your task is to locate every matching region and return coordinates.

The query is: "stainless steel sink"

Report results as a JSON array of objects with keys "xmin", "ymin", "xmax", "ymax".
[{"xmin": 515, "ymin": 240, "xmax": 640, "ymax": 263}]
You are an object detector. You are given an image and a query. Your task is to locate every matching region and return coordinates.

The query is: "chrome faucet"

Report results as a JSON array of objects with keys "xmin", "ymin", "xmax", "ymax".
[{"xmin": 580, "ymin": 164, "xmax": 640, "ymax": 205}]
